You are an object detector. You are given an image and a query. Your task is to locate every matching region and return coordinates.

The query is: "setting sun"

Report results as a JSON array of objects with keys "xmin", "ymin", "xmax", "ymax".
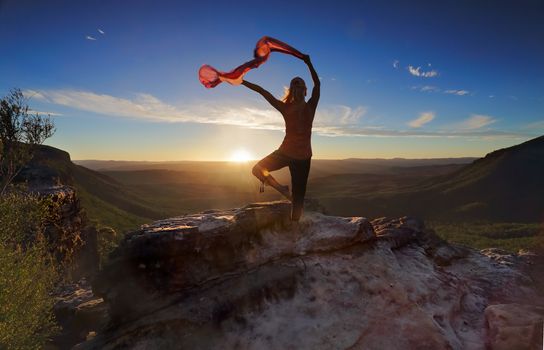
[{"xmin": 229, "ymin": 149, "xmax": 253, "ymax": 162}]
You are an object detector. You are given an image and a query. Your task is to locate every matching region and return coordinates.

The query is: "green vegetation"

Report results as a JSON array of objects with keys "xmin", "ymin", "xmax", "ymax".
[
  {"xmin": 75, "ymin": 185, "xmax": 149, "ymax": 234},
  {"xmin": 0, "ymin": 194, "xmax": 60, "ymax": 349},
  {"xmin": 428, "ymin": 221, "xmax": 543, "ymax": 253},
  {"xmin": 96, "ymin": 227, "xmax": 118, "ymax": 266}
]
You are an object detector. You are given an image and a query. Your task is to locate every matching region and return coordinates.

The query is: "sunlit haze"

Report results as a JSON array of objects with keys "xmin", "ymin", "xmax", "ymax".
[
  {"xmin": 1, "ymin": 0, "xmax": 543, "ymax": 161},
  {"xmin": 229, "ymin": 149, "xmax": 254, "ymax": 163}
]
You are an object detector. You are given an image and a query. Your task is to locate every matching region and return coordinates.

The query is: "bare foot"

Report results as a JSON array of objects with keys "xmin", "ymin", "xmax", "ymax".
[{"xmin": 279, "ymin": 185, "xmax": 292, "ymax": 201}]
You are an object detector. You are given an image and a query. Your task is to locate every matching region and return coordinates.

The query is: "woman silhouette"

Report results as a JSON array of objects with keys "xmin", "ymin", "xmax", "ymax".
[{"xmin": 242, "ymin": 54, "xmax": 320, "ymax": 221}]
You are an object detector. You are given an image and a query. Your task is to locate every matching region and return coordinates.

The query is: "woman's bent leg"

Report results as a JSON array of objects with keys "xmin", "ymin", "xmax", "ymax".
[
  {"xmin": 289, "ymin": 158, "xmax": 311, "ymax": 221},
  {"xmin": 252, "ymin": 152, "xmax": 291, "ymax": 200}
]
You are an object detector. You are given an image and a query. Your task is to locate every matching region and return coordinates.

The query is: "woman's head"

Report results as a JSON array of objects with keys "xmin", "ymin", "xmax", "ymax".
[{"xmin": 282, "ymin": 77, "xmax": 307, "ymax": 103}]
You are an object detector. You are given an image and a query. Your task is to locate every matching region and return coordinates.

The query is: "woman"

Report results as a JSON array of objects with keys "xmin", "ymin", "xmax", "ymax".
[{"xmin": 241, "ymin": 54, "xmax": 320, "ymax": 221}]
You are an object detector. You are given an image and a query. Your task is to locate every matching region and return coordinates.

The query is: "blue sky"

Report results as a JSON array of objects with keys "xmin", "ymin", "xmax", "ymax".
[{"xmin": 1, "ymin": 0, "xmax": 543, "ymax": 160}]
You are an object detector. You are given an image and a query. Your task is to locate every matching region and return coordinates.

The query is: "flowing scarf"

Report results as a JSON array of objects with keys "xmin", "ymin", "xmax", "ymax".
[{"xmin": 198, "ymin": 36, "xmax": 305, "ymax": 88}]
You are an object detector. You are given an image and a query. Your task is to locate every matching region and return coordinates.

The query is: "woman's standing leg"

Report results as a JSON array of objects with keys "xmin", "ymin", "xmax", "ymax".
[{"xmin": 289, "ymin": 158, "xmax": 311, "ymax": 221}]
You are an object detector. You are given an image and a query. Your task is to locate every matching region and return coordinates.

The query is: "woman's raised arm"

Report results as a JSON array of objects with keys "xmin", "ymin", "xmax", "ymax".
[
  {"xmin": 242, "ymin": 80, "xmax": 284, "ymax": 112},
  {"xmin": 303, "ymin": 55, "xmax": 320, "ymax": 108}
]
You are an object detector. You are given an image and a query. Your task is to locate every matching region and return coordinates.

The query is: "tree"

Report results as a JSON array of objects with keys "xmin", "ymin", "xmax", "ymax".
[{"xmin": 0, "ymin": 88, "xmax": 55, "ymax": 194}]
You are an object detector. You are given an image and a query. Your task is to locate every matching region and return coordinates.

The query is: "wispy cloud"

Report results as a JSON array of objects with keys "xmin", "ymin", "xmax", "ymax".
[
  {"xmin": 411, "ymin": 86, "xmax": 470, "ymax": 96},
  {"xmin": 412, "ymin": 85, "xmax": 440, "ymax": 93},
  {"xmin": 521, "ymin": 120, "xmax": 544, "ymax": 130},
  {"xmin": 408, "ymin": 65, "xmax": 438, "ymax": 78},
  {"xmin": 22, "ymin": 88, "xmax": 365, "ymax": 133},
  {"xmin": 30, "ymin": 89, "xmax": 261, "ymax": 125},
  {"xmin": 408, "ymin": 112, "xmax": 435, "ymax": 128},
  {"xmin": 313, "ymin": 127, "xmax": 525, "ymax": 139},
  {"xmin": 85, "ymin": 35, "xmax": 97, "ymax": 41},
  {"xmin": 393, "ymin": 60, "xmax": 399, "ymax": 69},
  {"xmin": 25, "ymin": 88, "xmax": 530, "ymax": 140},
  {"xmin": 458, "ymin": 114, "xmax": 497, "ymax": 129},
  {"xmin": 98, "ymin": 28, "xmax": 105, "ymax": 35},
  {"xmin": 28, "ymin": 110, "xmax": 63, "ymax": 116},
  {"xmin": 24, "ymin": 89, "xmax": 47, "ymax": 100},
  {"xmin": 316, "ymin": 105, "xmax": 366, "ymax": 126},
  {"xmin": 444, "ymin": 89, "xmax": 469, "ymax": 96}
]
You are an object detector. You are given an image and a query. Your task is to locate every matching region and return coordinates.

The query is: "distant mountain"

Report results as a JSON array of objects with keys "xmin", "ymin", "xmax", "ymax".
[
  {"xmin": 16, "ymin": 145, "xmax": 164, "ymax": 232},
  {"xmin": 316, "ymin": 135, "xmax": 544, "ymax": 222},
  {"xmin": 79, "ymin": 158, "xmax": 471, "ymax": 219},
  {"xmin": 19, "ymin": 136, "xmax": 541, "ymax": 231},
  {"xmin": 74, "ymin": 157, "xmax": 476, "ymax": 179}
]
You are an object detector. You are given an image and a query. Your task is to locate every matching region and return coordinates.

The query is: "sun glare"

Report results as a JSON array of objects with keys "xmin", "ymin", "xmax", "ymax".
[{"xmin": 229, "ymin": 149, "xmax": 253, "ymax": 162}]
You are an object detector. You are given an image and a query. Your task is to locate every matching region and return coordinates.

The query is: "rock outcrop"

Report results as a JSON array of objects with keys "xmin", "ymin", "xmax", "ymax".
[
  {"xmin": 12, "ymin": 145, "xmax": 101, "ymax": 347},
  {"xmin": 15, "ymin": 145, "xmax": 99, "ymax": 279},
  {"xmin": 38, "ymin": 185, "xmax": 99, "ymax": 279},
  {"xmin": 80, "ymin": 202, "xmax": 542, "ymax": 349},
  {"xmin": 53, "ymin": 278, "xmax": 108, "ymax": 348}
]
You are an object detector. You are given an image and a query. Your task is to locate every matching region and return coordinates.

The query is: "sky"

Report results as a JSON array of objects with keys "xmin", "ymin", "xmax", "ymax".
[{"xmin": 1, "ymin": 0, "xmax": 543, "ymax": 161}]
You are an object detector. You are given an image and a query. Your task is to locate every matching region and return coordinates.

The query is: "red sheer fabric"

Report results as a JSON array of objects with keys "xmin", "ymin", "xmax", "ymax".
[{"xmin": 198, "ymin": 36, "xmax": 305, "ymax": 88}]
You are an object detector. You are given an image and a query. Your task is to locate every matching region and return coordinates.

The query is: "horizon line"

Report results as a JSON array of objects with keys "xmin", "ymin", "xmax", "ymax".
[{"xmin": 73, "ymin": 156, "xmax": 480, "ymax": 163}]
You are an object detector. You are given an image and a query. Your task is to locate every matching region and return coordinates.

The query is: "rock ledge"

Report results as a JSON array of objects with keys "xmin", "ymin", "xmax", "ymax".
[{"xmin": 83, "ymin": 202, "xmax": 542, "ymax": 350}]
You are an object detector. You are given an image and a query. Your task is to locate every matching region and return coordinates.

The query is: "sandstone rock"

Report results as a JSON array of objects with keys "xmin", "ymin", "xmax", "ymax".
[
  {"xmin": 53, "ymin": 279, "xmax": 108, "ymax": 349},
  {"xmin": 93, "ymin": 201, "xmax": 375, "ymax": 322},
  {"xmin": 79, "ymin": 202, "xmax": 543, "ymax": 350},
  {"xmin": 15, "ymin": 145, "xmax": 100, "ymax": 280},
  {"xmin": 36, "ymin": 185, "xmax": 99, "ymax": 279},
  {"xmin": 485, "ymin": 304, "xmax": 544, "ymax": 350}
]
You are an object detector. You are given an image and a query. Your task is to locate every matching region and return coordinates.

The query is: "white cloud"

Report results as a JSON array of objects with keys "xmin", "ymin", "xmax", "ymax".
[
  {"xmin": 393, "ymin": 60, "xmax": 399, "ymax": 69},
  {"xmin": 459, "ymin": 114, "xmax": 496, "ymax": 129},
  {"xmin": 408, "ymin": 65, "xmax": 438, "ymax": 78},
  {"xmin": 421, "ymin": 86, "xmax": 439, "ymax": 92},
  {"xmin": 23, "ymin": 89, "xmax": 47, "ymax": 101},
  {"xmin": 444, "ymin": 89, "xmax": 469, "ymax": 96},
  {"xmin": 85, "ymin": 35, "xmax": 97, "ymax": 41},
  {"xmin": 412, "ymin": 85, "xmax": 440, "ymax": 93},
  {"xmin": 311, "ymin": 126, "xmax": 526, "ymax": 139},
  {"xmin": 408, "ymin": 112, "xmax": 435, "ymax": 128},
  {"xmin": 28, "ymin": 110, "xmax": 63, "ymax": 116},
  {"xmin": 411, "ymin": 86, "xmax": 470, "ymax": 95},
  {"xmin": 98, "ymin": 29, "xmax": 105, "ymax": 35},
  {"xmin": 315, "ymin": 105, "xmax": 366, "ymax": 126},
  {"xmin": 28, "ymin": 88, "xmax": 530, "ymax": 140},
  {"xmin": 24, "ymin": 88, "xmax": 366, "ymax": 133}
]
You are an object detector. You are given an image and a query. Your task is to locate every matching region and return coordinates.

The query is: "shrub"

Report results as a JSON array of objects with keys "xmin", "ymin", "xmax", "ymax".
[
  {"xmin": 97, "ymin": 226, "xmax": 119, "ymax": 268},
  {"xmin": 0, "ymin": 193, "xmax": 60, "ymax": 349}
]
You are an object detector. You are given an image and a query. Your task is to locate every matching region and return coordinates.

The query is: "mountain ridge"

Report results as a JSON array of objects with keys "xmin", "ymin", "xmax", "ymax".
[{"xmin": 315, "ymin": 135, "xmax": 544, "ymax": 222}]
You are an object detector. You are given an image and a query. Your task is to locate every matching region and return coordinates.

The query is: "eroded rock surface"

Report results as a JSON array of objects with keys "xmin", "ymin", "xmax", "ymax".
[
  {"xmin": 81, "ymin": 202, "xmax": 542, "ymax": 350},
  {"xmin": 53, "ymin": 278, "xmax": 108, "ymax": 348}
]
